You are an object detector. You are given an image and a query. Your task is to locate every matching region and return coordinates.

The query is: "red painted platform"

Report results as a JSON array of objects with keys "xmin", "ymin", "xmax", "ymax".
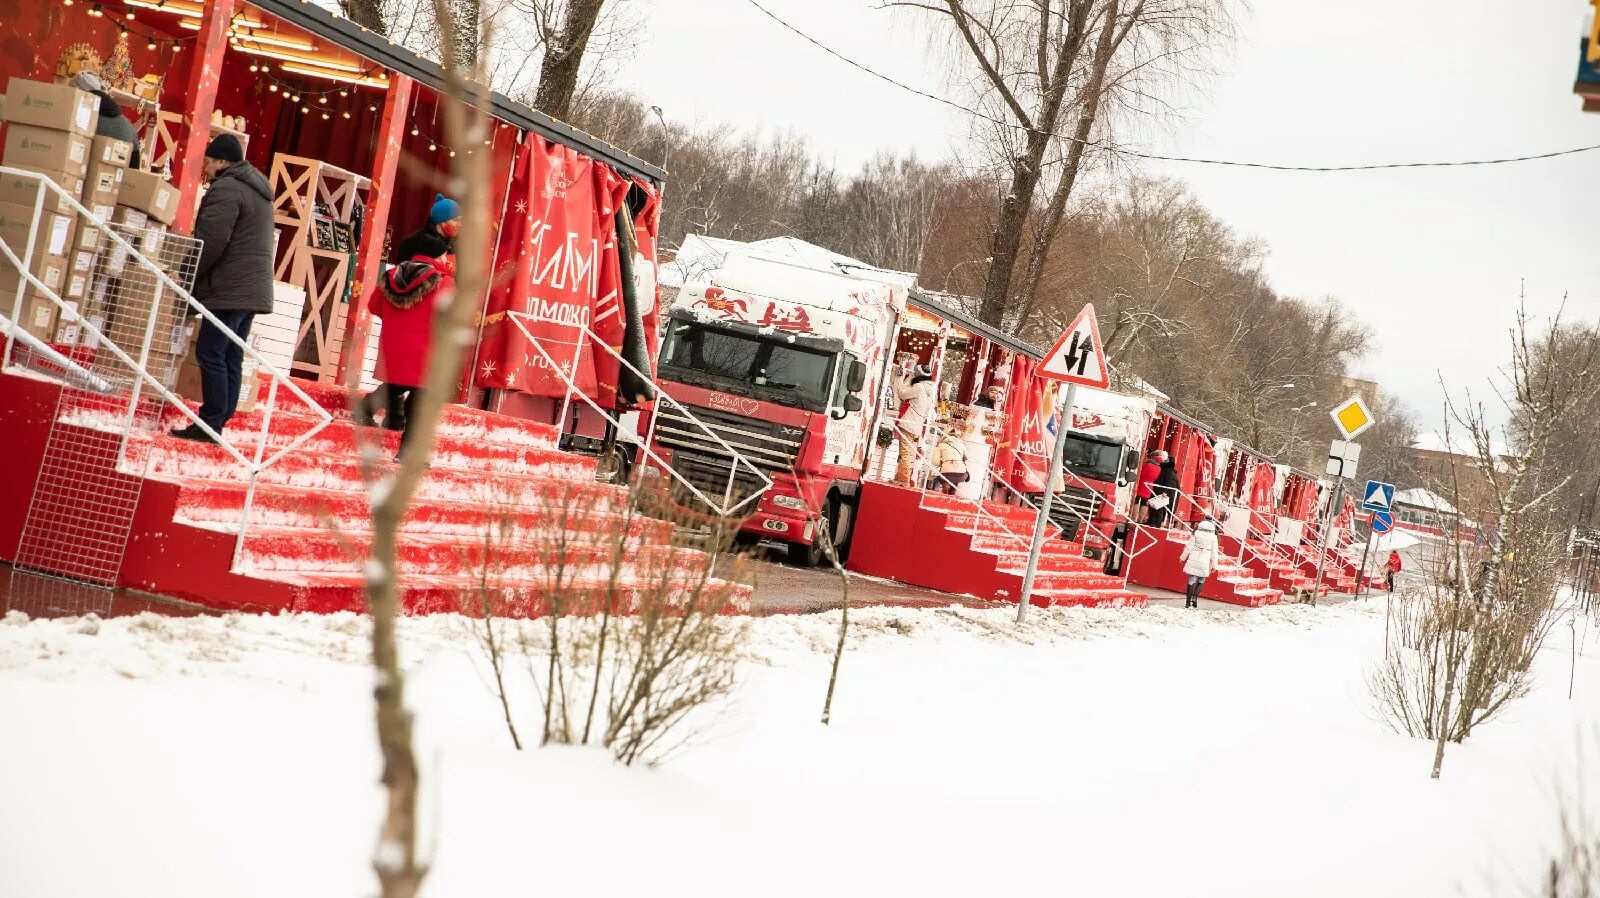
[
  {"xmin": 0, "ymin": 371, "xmax": 751, "ymax": 616},
  {"xmin": 846, "ymin": 480, "xmax": 1146, "ymax": 608}
]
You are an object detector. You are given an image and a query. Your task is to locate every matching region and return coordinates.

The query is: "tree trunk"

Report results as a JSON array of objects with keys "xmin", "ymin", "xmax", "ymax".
[
  {"xmin": 976, "ymin": 135, "xmax": 1049, "ymax": 328},
  {"xmin": 1013, "ymin": 0, "xmax": 1121, "ymax": 328},
  {"xmin": 533, "ymin": 0, "xmax": 607, "ymax": 122},
  {"xmin": 448, "ymin": 0, "xmax": 481, "ymax": 69},
  {"xmin": 340, "ymin": 0, "xmax": 387, "ymax": 34}
]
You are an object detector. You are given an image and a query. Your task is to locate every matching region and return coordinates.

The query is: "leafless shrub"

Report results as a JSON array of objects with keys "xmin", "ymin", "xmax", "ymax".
[{"xmin": 466, "ymin": 480, "xmax": 752, "ymax": 765}]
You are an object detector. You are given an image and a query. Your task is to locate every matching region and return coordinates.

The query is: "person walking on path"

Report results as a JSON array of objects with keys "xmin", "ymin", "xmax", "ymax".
[
  {"xmin": 354, "ymin": 253, "xmax": 455, "ymax": 460},
  {"xmin": 70, "ymin": 71, "xmax": 143, "ymax": 169},
  {"xmin": 1179, "ymin": 518, "xmax": 1219, "ymax": 608},
  {"xmin": 172, "ymin": 134, "xmax": 273, "ymax": 442},
  {"xmin": 892, "ymin": 362, "xmax": 937, "ymax": 486},
  {"xmin": 1384, "ymin": 549, "xmax": 1403, "ymax": 592},
  {"xmin": 1149, "ymin": 451, "xmax": 1180, "ymax": 528}
]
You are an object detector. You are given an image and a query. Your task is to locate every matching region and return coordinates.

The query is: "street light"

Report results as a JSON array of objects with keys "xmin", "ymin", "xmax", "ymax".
[{"xmin": 649, "ymin": 105, "xmax": 669, "ymax": 170}]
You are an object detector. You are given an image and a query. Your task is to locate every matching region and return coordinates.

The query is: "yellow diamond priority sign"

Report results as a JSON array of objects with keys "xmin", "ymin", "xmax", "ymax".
[{"xmin": 1330, "ymin": 395, "xmax": 1375, "ymax": 440}]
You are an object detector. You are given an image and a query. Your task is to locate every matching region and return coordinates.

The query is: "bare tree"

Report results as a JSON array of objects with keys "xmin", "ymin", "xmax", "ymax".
[
  {"xmin": 1368, "ymin": 302, "xmax": 1600, "ymax": 779},
  {"xmin": 529, "ymin": 0, "xmax": 610, "ymax": 121},
  {"xmin": 360, "ymin": 2, "xmax": 494, "ymax": 895},
  {"xmin": 900, "ymin": 0, "xmax": 1230, "ymax": 329}
]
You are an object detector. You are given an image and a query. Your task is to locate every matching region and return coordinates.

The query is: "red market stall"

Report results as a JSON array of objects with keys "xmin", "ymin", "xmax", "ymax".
[{"xmin": 1, "ymin": 0, "xmax": 663, "ymax": 423}]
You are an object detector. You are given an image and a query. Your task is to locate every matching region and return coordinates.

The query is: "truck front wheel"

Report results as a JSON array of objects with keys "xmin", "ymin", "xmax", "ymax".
[{"xmin": 789, "ymin": 495, "xmax": 849, "ymax": 568}]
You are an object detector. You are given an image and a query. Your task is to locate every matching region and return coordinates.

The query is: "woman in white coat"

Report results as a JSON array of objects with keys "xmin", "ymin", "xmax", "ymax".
[
  {"xmin": 891, "ymin": 364, "xmax": 937, "ymax": 486},
  {"xmin": 1179, "ymin": 518, "xmax": 1219, "ymax": 609}
]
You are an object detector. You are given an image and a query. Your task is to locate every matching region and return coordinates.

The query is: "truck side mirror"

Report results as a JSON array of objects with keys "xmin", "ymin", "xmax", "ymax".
[
  {"xmin": 847, "ymin": 359, "xmax": 868, "ymax": 393},
  {"xmin": 842, "ymin": 395, "xmax": 864, "ymax": 413}
]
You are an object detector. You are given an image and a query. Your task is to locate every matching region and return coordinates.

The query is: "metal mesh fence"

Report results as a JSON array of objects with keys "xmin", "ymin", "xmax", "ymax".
[{"xmin": 4, "ymin": 198, "xmax": 203, "ymax": 587}]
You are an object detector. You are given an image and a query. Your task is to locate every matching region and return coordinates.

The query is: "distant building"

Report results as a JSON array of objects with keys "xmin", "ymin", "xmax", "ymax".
[
  {"xmin": 1407, "ymin": 432, "xmax": 1511, "ymax": 518},
  {"xmin": 1338, "ymin": 376, "xmax": 1381, "ymax": 411}
]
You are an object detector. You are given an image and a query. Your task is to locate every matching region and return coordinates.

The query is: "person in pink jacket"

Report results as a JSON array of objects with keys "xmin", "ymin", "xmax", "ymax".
[{"xmin": 353, "ymin": 254, "xmax": 454, "ymax": 459}]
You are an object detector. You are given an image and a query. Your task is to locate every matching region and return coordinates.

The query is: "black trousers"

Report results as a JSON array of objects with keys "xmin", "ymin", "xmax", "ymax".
[{"xmin": 359, "ymin": 383, "xmax": 424, "ymax": 452}]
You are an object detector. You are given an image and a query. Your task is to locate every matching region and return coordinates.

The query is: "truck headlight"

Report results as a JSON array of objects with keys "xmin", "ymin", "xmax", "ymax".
[{"xmin": 771, "ymin": 494, "xmax": 807, "ymax": 511}]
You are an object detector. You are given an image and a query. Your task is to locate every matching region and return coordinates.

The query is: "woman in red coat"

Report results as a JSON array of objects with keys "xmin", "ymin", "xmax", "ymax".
[
  {"xmin": 1135, "ymin": 451, "xmax": 1163, "ymax": 523},
  {"xmin": 353, "ymin": 254, "xmax": 454, "ymax": 458}
]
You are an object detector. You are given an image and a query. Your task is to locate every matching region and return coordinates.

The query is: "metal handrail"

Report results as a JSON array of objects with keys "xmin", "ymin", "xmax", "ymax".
[
  {"xmin": 504, "ymin": 311, "xmax": 772, "ymax": 518},
  {"xmin": 903, "ymin": 419, "xmax": 1045, "ymax": 557},
  {"xmin": 0, "ymin": 167, "xmax": 334, "ymax": 570}
]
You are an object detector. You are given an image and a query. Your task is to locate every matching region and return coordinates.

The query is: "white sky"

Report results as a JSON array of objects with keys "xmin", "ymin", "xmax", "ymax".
[{"xmin": 612, "ymin": 0, "xmax": 1600, "ymax": 432}]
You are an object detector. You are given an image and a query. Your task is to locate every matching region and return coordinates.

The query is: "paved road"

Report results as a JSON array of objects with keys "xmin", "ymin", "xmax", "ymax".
[{"xmin": 741, "ymin": 552, "xmax": 999, "ymax": 616}]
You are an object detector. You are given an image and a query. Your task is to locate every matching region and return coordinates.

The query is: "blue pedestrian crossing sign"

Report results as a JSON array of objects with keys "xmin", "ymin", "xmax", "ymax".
[
  {"xmin": 1371, "ymin": 511, "xmax": 1394, "ymax": 534},
  {"xmin": 1363, "ymin": 480, "xmax": 1395, "ymax": 512}
]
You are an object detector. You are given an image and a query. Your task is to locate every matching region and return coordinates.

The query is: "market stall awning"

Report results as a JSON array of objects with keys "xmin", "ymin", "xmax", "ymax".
[{"xmin": 247, "ymin": 0, "xmax": 666, "ymax": 184}]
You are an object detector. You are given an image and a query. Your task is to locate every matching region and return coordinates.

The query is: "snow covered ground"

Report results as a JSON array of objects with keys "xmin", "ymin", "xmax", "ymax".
[{"xmin": 1, "ymin": 599, "xmax": 1597, "ymax": 897}]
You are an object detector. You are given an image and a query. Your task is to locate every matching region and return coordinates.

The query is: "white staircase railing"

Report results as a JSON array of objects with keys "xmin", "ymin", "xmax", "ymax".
[
  {"xmin": 0, "ymin": 166, "xmax": 334, "ymax": 576},
  {"xmin": 504, "ymin": 311, "xmax": 772, "ymax": 518}
]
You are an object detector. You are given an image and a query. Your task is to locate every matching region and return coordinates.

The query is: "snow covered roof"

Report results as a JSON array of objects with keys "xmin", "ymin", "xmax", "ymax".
[
  {"xmin": 660, "ymin": 234, "xmax": 916, "ymax": 290},
  {"xmin": 1393, "ymin": 488, "xmax": 1458, "ymax": 515}
]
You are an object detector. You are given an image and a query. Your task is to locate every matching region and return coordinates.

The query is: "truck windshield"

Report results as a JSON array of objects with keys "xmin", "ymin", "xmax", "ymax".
[
  {"xmin": 661, "ymin": 319, "xmax": 837, "ymax": 412},
  {"xmin": 1058, "ymin": 433, "xmax": 1125, "ymax": 485}
]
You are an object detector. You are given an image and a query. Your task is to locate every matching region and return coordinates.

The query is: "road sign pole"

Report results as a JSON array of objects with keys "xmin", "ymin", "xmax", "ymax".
[
  {"xmin": 1356, "ymin": 525, "xmax": 1375, "ymax": 599},
  {"xmin": 1018, "ymin": 382, "xmax": 1077, "ymax": 624},
  {"xmin": 1313, "ymin": 477, "xmax": 1343, "ymax": 607}
]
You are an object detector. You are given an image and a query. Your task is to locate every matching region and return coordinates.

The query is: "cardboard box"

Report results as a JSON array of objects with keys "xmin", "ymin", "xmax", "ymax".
[
  {"xmin": 110, "ymin": 205, "xmax": 148, "ymax": 229},
  {"xmin": 2, "ymin": 124, "xmax": 91, "ymax": 175},
  {"xmin": 0, "ymin": 247, "xmax": 67, "ymax": 294},
  {"xmin": 1, "ymin": 78, "xmax": 98, "ymax": 137},
  {"xmin": 0, "ymin": 200, "xmax": 73, "ymax": 259},
  {"xmin": 16, "ymin": 294, "xmax": 57, "ymax": 341},
  {"xmin": 116, "ymin": 169, "xmax": 179, "ymax": 225},
  {"xmin": 89, "ymin": 135, "xmax": 133, "ymax": 169},
  {"xmin": 0, "ymin": 167, "xmax": 80, "ymax": 215},
  {"xmin": 85, "ymin": 162, "xmax": 123, "ymax": 207}
]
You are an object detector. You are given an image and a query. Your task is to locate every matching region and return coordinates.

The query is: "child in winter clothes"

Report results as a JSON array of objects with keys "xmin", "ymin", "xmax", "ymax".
[
  {"xmin": 354, "ymin": 254, "xmax": 454, "ymax": 459},
  {"xmin": 1179, "ymin": 518, "xmax": 1219, "ymax": 608}
]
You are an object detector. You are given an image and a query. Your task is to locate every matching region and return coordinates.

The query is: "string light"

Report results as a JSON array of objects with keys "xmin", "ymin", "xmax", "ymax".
[
  {"xmin": 428, "ymin": 142, "xmax": 436, "ymax": 151},
  {"xmin": 146, "ymin": 39, "xmax": 156, "ymax": 50},
  {"xmin": 410, "ymin": 127, "xmax": 419, "ymax": 136},
  {"xmin": 268, "ymin": 84, "xmax": 277, "ymax": 92},
  {"xmin": 342, "ymin": 111, "xmax": 350, "ymax": 119},
  {"xmin": 320, "ymin": 112, "xmax": 329, "ymax": 120}
]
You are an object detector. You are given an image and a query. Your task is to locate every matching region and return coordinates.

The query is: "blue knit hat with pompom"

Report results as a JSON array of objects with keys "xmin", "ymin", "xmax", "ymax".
[{"xmin": 429, "ymin": 194, "xmax": 460, "ymax": 224}]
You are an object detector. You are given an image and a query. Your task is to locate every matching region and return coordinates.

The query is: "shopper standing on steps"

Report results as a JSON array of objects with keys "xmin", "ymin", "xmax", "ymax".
[
  {"xmin": 1179, "ymin": 518, "xmax": 1219, "ymax": 608},
  {"xmin": 355, "ymin": 252, "xmax": 456, "ymax": 461},
  {"xmin": 362, "ymin": 194, "xmax": 460, "ymax": 432},
  {"xmin": 172, "ymin": 134, "xmax": 274, "ymax": 443}
]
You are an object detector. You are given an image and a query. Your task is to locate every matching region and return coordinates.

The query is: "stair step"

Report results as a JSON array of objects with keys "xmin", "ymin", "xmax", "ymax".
[
  {"xmin": 124, "ymin": 433, "xmax": 599, "ymax": 503},
  {"xmin": 173, "ymin": 479, "xmax": 640, "ymax": 538},
  {"xmin": 237, "ymin": 524, "xmax": 695, "ymax": 577},
  {"xmin": 253, "ymin": 376, "xmax": 562, "ymax": 447}
]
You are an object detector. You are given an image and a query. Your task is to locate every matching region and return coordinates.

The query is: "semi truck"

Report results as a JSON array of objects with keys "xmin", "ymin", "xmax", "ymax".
[{"xmin": 650, "ymin": 252, "xmax": 903, "ymax": 565}]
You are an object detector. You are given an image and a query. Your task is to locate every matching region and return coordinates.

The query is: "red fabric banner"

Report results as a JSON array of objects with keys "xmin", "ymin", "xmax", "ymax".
[
  {"xmin": 475, "ymin": 135, "xmax": 603, "ymax": 398},
  {"xmin": 1248, "ymin": 462, "xmax": 1277, "ymax": 514},
  {"xmin": 999, "ymin": 355, "xmax": 1049, "ymax": 493}
]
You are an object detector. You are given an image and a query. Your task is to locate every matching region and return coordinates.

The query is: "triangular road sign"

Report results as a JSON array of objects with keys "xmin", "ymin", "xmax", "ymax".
[{"xmin": 1038, "ymin": 304, "xmax": 1110, "ymax": 388}]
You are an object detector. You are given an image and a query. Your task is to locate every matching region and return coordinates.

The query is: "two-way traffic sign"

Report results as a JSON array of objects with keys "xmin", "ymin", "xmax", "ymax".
[
  {"xmin": 1038, "ymin": 304, "xmax": 1110, "ymax": 389},
  {"xmin": 1362, "ymin": 479, "xmax": 1395, "ymax": 513}
]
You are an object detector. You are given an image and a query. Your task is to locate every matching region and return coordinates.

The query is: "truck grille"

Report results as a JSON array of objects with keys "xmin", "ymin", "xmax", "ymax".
[
  {"xmin": 1043, "ymin": 485, "xmax": 1101, "ymax": 541},
  {"xmin": 653, "ymin": 403, "xmax": 800, "ymax": 508}
]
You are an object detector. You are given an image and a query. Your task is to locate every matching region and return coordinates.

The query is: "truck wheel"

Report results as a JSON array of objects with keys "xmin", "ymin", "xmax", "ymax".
[{"xmin": 789, "ymin": 497, "xmax": 839, "ymax": 568}]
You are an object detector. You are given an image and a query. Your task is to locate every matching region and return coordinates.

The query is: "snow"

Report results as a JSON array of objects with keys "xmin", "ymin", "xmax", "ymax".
[{"xmin": 1, "ymin": 601, "xmax": 1596, "ymax": 898}]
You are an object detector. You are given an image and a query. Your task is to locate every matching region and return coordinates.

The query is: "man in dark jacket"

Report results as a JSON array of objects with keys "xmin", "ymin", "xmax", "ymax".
[
  {"xmin": 171, "ymin": 134, "xmax": 274, "ymax": 442},
  {"xmin": 1150, "ymin": 452, "xmax": 1181, "ymax": 528},
  {"xmin": 69, "ymin": 72, "xmax": 143, "ymax": 169}
]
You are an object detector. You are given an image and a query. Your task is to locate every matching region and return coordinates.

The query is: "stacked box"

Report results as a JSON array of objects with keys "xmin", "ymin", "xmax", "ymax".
[{"xmin": 0, "ymin": 77, "xmax": 103, "ymax": 343}]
